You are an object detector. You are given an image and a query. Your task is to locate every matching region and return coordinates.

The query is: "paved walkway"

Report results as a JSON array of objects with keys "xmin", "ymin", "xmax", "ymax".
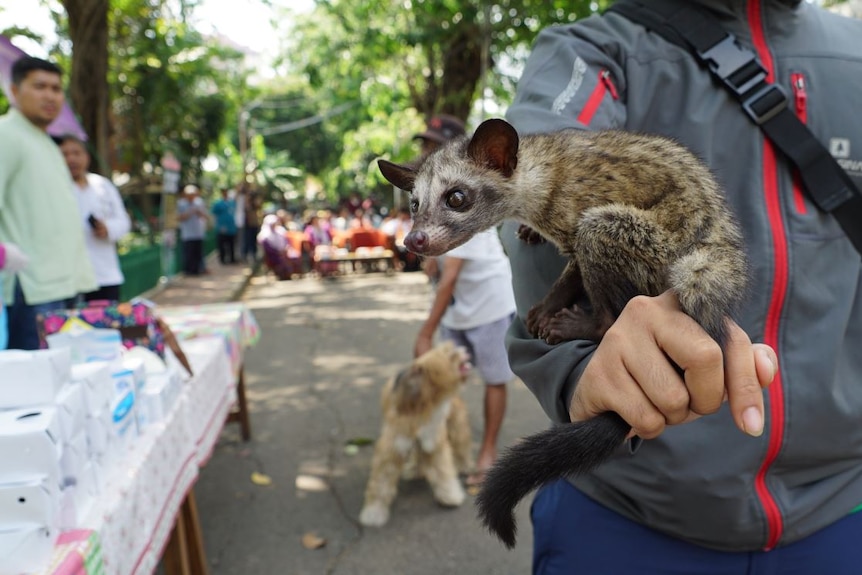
[
  {"xmin": 145, "ymin": 254, "xmax": 257, "ymax": 306},
  {"xmin": 149, "ymin": 259, "xmax": 543, "ymax": 574}
]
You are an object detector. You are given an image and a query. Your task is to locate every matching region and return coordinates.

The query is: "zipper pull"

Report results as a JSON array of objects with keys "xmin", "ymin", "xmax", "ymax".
[
  {"xmin": 791, "ymin": 73, "xmax": 807, "ymax": 120},
  {"xmin": 600, "ymin": 70, "xmax": 619, "ymax": 100}
]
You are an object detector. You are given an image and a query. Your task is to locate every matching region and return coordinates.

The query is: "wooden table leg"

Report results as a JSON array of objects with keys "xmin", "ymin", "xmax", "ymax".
[
  {"xmin": 181, "ymin": 489, "xmax": 210, "ymax": 575},
  {"xmin": 229, "ymin": 364, "xmax": 252, "ymax": 441},
  {"xmin": 162, "ymin": 507, "xmax": 191, "ymax": 575}
]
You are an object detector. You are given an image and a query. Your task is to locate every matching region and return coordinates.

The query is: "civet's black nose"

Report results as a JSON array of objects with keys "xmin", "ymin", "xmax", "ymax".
[{"xmin": 405, "ymin": 230, "xmax": 428, "ymax": 254}]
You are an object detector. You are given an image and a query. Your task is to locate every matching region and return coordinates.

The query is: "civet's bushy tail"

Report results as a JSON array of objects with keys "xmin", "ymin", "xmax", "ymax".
[
  {"xmin": 476, "ymin": 412, "xmax": 630, "ymax": 548},
  {"xmin": 670, "ymin": 245, "xmax": 748, "ymax": 348}
]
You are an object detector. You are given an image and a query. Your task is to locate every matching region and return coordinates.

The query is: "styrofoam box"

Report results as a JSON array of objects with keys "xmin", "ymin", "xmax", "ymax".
[
  {"xmin": 0, "ymin": 477, "xmax": 58, "ymax": 529},
  {"xmin": 71, "ymin": 361, "xmax": 113, "ymax": 414},
  {"xmin": 0, "ymin": 525, "xmax": 57, "ymax": 575},
  {"xmin": 0, "ymin": 407, "xmax": 62, "ymax": 488},
  {"xmin": 0, "ymin": 348, "xmax": 71, "ymax": 408}
]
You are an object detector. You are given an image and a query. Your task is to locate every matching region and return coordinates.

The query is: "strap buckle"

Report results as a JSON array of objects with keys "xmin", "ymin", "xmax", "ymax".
[
  {"xmin": 699, "ymin": 35, "xmax": 767, "ymax": 97},
  {"xmin": 742, "ymin": 84, "xmax": 788, "ymax": 125},
  {"xmin": 698, "ymin": 34, "xmax": 788, "ymax": 125}
]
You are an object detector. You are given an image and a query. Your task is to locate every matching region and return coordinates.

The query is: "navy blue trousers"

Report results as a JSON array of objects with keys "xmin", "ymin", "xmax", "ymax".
[
  {"xmin": 532, "ymin": 479, "xmax": 862, "ymax": 575},
  {"xmin": 6, "ymin": 278, "xmax": 71, "ymax": 350}
]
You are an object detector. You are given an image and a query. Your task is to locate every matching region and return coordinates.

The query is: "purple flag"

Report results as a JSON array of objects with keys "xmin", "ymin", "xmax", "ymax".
[{"xmin": 0, "ymin": 34, "xmax": 88, "ymax": 140}]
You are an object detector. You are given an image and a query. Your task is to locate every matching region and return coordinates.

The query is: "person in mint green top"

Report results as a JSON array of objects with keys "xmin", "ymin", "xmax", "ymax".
[{"xmin": 0, "ymin": 56, "xmax": 96, "ymax": 350}]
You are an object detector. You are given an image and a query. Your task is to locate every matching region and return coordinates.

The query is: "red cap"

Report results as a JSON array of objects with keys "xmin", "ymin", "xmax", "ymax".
[{"xmin": 413, "ymin": 114, "xmax": 466, "ymax": 144}]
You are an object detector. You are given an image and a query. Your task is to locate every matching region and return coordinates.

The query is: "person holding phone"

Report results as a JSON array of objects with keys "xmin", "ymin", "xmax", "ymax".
[{"xmin": 59, "ymin": 134, "xmax": 131, "ymax": 302}]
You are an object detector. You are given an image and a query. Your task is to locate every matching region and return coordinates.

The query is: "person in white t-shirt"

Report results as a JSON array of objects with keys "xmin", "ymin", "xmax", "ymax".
[
  {"xmin": 59, "ymin": 135, "xmax": 132, "ymax": 302},
  {"xmin": 414, "ymin": 227, "xmax": 517, "ymax": 485}
]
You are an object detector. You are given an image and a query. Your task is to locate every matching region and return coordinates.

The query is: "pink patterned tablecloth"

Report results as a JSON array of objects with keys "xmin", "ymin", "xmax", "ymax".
[
  {"xmin": 158, "ymin": 303, "xmax": 260, "ymax": 380},
  {"xmin": 35, "ymin": 530, "xmax": 102, "ymax": 575}
]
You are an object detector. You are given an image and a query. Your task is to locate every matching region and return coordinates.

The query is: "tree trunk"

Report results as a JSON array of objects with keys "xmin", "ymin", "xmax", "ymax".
[
  {"xmin": 439, "ymin": 23, "xmax": 483, "ymax": 121},
  {"xmin": 62, "ymin": 0, "xmax": 110, "ymax": 174},
  {"xmin": 413, "ymin": 20, "xmax": 485, "ymax": 124}
]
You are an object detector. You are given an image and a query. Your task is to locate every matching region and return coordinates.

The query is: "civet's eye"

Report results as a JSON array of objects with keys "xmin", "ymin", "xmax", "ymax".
[
  {"xmin": 410, "ymin": 198, "xmax": 419, "ymax": 214},
  {"xmin": 446, "ymin": 189, "xmax": 466, "ymax": 209}
]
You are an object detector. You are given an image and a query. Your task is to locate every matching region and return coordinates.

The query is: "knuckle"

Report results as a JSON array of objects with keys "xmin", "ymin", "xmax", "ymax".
[
  {"xmin": 660, "ymin": 389, "xmax": 691, "ymax": 422},
  {"xmin": 690, "ymin": 394, "xmax": 723, "ymax": 416},
  {"xmin": 732, "ymin": 374, "xmax": 763, "ymax": 399},
  {"xmin": 635, "ymin": 410, "xmax": 666, "ymax": 439},
  {"xmin": 688, "ymin": 338, "xmax": 724, "ymax": 369},
  {"xmin": 625, "ymin": 295, "xmax": 654, "ymax": 315},
  {"xmin": 599, "ymin": 325, "xmax": 628, "ymax": 348}
]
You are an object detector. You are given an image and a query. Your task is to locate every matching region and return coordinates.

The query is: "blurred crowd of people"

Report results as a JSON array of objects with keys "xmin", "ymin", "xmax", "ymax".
[{"xmin": 254, "ymin": 196, "xmax": 421, "ymax": 280}]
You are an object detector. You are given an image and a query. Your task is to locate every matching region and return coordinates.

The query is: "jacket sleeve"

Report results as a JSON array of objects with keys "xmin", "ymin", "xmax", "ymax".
[{"xmin": 502, "ymin": 17, "xmax": 628, "ymax": 424}]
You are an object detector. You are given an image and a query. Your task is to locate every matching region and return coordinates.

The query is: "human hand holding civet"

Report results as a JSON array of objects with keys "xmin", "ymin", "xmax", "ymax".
[{"xmin": 572, "ymin": 291, "xmax": 777, "ymax": 441}]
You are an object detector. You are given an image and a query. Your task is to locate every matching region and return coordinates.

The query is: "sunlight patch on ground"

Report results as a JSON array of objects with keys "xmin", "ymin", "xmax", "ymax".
[
  {"xmin": 295, "ymin": 474, "xmax": 329, "ymax": 492},
  {"xmin": 243, "ymin": 295, "xmax": 311, "ymax": 310},
  {"xmin": 311, "ymin": 354, "xmax": 379, "ymax": 369},
  {"xmin": 306, "ymin": 308, "xmax": 429, "ymax": 322}
]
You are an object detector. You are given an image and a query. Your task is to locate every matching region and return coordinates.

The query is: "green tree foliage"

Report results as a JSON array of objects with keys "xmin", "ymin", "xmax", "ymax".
[
  {"xmin": 280, "ymin": 0, "xmax": 605, "ymax": 200},
  {"xmin": 108, "ymin": 0, "xmax": 246, "ymax": 181},
  {"xmin": 4, "ymin": 0, "xmax": 609, "ymax": 206}
]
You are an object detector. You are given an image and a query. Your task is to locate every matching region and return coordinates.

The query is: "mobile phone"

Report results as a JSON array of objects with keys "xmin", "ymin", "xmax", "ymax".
[{"xmin": 88, "ymin": 214, "xmax": 99, "ymax": 229}]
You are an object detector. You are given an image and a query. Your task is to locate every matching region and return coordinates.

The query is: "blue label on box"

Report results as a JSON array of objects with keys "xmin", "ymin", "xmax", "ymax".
[{"xmin": 112, "ymin": 392, "xmax": 134, "ymax": 423}]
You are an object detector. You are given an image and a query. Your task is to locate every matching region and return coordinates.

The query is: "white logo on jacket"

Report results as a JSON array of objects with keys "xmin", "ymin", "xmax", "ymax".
[
  {"xmin": 830, "ymin": 138, "xmax": 862, "ymax": 177},
  {"xmin": 830, "ymin": 138, "xmax": 851, "ymax": 158},
  {"xmin": 552, "ymin": 57, "xmax": 588, "ymax": 115}
]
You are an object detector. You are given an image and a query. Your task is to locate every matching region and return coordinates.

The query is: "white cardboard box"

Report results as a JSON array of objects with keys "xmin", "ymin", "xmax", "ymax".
[
  {"xmin": 46, "ymin": 328, "xmax": 123, "ymax": 364},
  {"xmin": 0, "ymin": 407, "xmax": 63, "ymax": 488},
  {"xmin": 0, "ymin": 525, "xmax": 57, "ymax": 575},
  {"xmin": 108, "ymin": 369, "xmax": 138, "ymax": 453},
  {"xmin": 121, "ymin": 357, "xmax": 147, "ymax": 391},
  {"xmin": 110, "ymin": 393, "xmax": 138, "ymax": 453},
  {"xmin": 71, "ymin": 361, "xmax": 113, "ymax": 414},
  {"xmin": 59, "ymin": 430, "xmax": 89, "ymax": 488},
  {"xmin": 58, "ymin": 460, "xmax": 101, "ymax": 530},
  {"xmin": 137, "ymin": 368, "xmax": 181, "ymax": 428},
  {"xmin": 85, "ymin": 408, "xmax": 112, "ymax": 459},
  {"xmin": 54, "ymin": 382, "xmax": 87, "ymax": 441},
  {"xmin": 0, "ymin": 348, "xmax": 71, "ymax": 408},
  {"xmin": 0, "ymin": 477, "xmax": 58, "ymax": 528}
]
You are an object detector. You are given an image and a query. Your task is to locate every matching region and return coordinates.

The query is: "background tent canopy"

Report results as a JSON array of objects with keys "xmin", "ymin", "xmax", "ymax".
[{"xmin": 0, "ymin": 34, "xmax": 88, "ymax": 141}]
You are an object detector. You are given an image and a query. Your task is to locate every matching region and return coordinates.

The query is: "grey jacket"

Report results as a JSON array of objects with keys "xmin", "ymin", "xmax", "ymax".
[{"xmin": 502, "ymin": 0, "xmax": 862, "ymax": 551}]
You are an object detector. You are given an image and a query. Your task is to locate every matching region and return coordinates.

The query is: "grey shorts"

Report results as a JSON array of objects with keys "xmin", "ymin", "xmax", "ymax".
[{"xmin": 440, "ymin": 314, "xmax": 515, "ymax": 385}]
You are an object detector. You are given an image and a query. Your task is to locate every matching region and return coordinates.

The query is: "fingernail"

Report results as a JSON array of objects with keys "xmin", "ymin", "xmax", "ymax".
[
  {"xmin": 757, "ymin": 347, "xmax": 778, "ymax": 378},
  {"xmin": 743, "ymin": 407, "xmax": 763, "ymax": 437}
]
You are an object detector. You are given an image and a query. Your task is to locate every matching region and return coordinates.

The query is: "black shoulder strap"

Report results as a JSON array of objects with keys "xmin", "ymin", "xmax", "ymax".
[{"xmin": 607, "ymin": 0, "xmax": 862, "ymax": 256}]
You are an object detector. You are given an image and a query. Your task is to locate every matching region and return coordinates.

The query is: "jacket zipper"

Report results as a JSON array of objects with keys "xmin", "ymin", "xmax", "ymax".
[
  {"xmin": 576, "ymin": 69, "xmax": 619, "ymax": 126},
  {"xmin": 748, "ymin": 0, "xmax": 788, "ymax": 551},
  {"xmin": 791, "ymin": 73, "xmax": 809, "ymax": 214}
]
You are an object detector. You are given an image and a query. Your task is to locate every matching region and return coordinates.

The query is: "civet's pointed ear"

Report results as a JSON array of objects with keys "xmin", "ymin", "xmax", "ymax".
[
  {"xmin": 467, "ymin": 118, "xmax": 519, "ymax": 177},
  {"xmin": 378, "ymin": 159, "xmax": 417, "ymax": 192}
]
